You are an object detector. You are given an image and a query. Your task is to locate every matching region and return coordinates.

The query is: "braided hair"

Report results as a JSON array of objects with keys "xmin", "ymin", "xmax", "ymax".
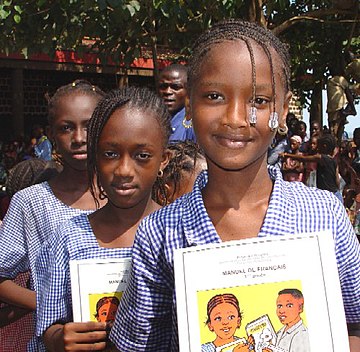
[
  {"xmin": 87, "ymin": 86, "xmax": 171, "ymax": 207},
  {"xmin": 46, "ymin": 79, "xmax": 105, "ymax": 124},
  {"xmin": 205, "ymin": 293, "xmax": 242, "ymax": 325},
  {"xmin": 153, "ymin": 140, "xmax": 205, "ymax": 205},
  {"xmin": 188, "ymin": 19, "xmax": 291, "ymax": 113}
]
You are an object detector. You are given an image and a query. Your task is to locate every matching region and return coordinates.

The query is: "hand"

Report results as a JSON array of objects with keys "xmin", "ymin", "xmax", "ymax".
[
  {"xmin": 232, "ymin": 342, "xmax": 250, "ymax": 352},
  {"xmin": 62, "ymin": 322, "xmax": 108, "ymax": 351}
]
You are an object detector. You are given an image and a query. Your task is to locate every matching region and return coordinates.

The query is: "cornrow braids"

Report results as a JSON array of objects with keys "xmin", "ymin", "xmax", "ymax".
[
  {"xmin": 188, "ymin": 19, "xmax": 291, "ymax": 98},
  {"xmin": 205, "ymin": 293, "xmax": 242, "ymax": 325},
  {"xmin": 152, "ymin": 141, "xmax": 205, "ymax": 205},
  {"xmin": 47, "ymin": 79, "xmax": 105, "ymax": 124},
  {"xmin": 87, "ymin": 86, "xmax": 171, "ymax": 207}
]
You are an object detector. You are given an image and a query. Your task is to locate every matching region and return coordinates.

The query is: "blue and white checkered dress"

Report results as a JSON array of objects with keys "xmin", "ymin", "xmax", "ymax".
[
  {"xmin": 110, "ymin": 166, "xmax": 360, "ymax": 352},
  {"xmin": 0, "ymin": 182, "xmax": 94, "ymax": 352},
  {"xmin": 35, "ymin": 213, "xmax": 132, "ymax": 337}
]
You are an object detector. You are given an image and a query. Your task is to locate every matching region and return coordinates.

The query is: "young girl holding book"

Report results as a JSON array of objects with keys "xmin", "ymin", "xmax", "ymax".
[
  {"xmin": 110, "ymin": 20, "xmax": 360, "ymax": 351},
  {"xmin": 35, "ymin": 87, "xmax": 170, "ymax": 351}
]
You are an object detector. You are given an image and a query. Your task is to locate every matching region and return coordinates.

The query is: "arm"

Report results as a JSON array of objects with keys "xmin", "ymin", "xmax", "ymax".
[
  {"xmin": 0, "ymin": 278, "xmax": 36, "ymax": 310},
  {"xmin": 281, "ymin": 152, "xmax": 321, "ymax": 163},
  {"xmin": 0, "ymin": 304, "xmax": 31, "ymax": 327},
  {"xmin": 110, "ymin": 220, "xmax": 174, "ymax": 351},
  {"xmin": 43, "ymin": 322, "xmax": 107, "ymax": 352},
  {"xmin": 349, "ymin": 335, "xmax": 360, "ymax": 352}
]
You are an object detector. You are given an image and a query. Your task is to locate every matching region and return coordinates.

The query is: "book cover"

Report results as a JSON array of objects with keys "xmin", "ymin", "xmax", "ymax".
[
  {"xmin": 70, "ymin": 257, "xmax": 131, "ymax": 323},
  {"xmin": 174, "ymin": 231, "xmax": 349, "ymax": 352}
]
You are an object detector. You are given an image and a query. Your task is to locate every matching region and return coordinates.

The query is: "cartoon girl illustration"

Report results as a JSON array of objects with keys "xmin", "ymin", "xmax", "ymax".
[
  {"xmin": 94, "ymin": 296, "xmax": 120, "ymax": 324},
  {"xmin": 202, "ymin": 293, "xmax": 253, "ymax": 352}
]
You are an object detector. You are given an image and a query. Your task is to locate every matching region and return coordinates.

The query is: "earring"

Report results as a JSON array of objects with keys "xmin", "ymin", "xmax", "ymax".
[
  {"xmin": 249, "ymin": 106, "xmax": 257, "ymax": 126},
  {"xmin": 277, "ymin": 124, "xmax": 288, "ymax": 136},
  {"xmin": 268, "ymin": 112, "xmax": 279, "ymax": 131},
  {"xmin": 157, "ymin": 169, "xmax": 164, "ymax": 178}
]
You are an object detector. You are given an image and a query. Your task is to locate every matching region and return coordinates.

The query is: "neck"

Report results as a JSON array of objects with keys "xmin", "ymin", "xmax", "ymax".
[
  {"xmin": 54, "ymin": 164, "xmax": 89, "ymax": 190},
  {"xmin": 285, "ymin": 316, "xmax": 301, "ymax": 331},
  {"xmin": 203, "ymin": 156, "xmax": 272, "ymax": 207}
]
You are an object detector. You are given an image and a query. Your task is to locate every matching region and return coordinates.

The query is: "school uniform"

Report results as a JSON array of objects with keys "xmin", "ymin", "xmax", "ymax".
[
  {"xmin": 35, "ymin": 213, "xmax": 132, "ymax": 337},
  {"xmin": 0, "ymin": 182, "xmax": 93, "ymax": 352},
  {"xmin": 109, "ymin": 166, "xmax": 360, "ymax": 352}
]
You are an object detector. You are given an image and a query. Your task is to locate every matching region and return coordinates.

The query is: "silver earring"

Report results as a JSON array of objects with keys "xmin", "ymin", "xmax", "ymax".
[
  {"xmin": 268, "ymin": 112, "xmax": 279, "ymax": 131},
  {"xmin": 277, "ymin": 124, "xmax": 288, "ymax": 136},
  {"xmin": 249, "ymin": 106, "xmax": 257, "ymax": 126}
]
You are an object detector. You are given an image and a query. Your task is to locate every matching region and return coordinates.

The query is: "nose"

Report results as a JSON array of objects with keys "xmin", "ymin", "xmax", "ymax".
[
  {"xmin": 114, "ymin": 155, "xmax": 134, "ymax": 179},
  {"xmin": 222, "ymin": 99, "xmax": 248, "ymax": 128},
  {"xmin": 72, "ymin": 127, "xmax": 86, "ymax": 146}
]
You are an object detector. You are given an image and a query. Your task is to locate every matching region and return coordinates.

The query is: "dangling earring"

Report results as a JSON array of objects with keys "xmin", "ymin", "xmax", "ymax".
[
  {"xmin": 99, "ymin": 186, "xmax": 107, "ymax": 200},
  {"xmin": 182, "ymin": 117, "xmax": 193, "ymax": 129},
  {"xmin": 277, "ymin": 124, "xmax": 288, "ymax": 136},
  {"xmin": 268, "ymin": 112, "xmax": 279, "ymax": 131},
  {"xmin": 157, "ymin": 169, "xmax": 164, "ymax": 178},
  {"xmin": 249, "ymin": 106, "xmax": 257, "ymax": 126}
]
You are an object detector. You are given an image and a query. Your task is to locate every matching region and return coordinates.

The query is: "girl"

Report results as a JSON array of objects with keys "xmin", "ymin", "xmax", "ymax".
[
  {"xmin": 110, "ymin": 20, "xmax": 360, "ymax": 351},
  {"xmin": 202, "ymin": 294, "xmax": 248, "ymax": 352},
  {"xmin": 35, "ymin": 87, "xmax": 171, "ymax": 351},
  {"xmin": 153, "ymin": 140, "xmax": 207, "ymax": 205},
  {"xmin": 281, "ymin": 135, "xmax": 304, "ymax": 182},
  {"xmin": 0, "ymin": 80, "xmax": 105, "ymax": 352}
]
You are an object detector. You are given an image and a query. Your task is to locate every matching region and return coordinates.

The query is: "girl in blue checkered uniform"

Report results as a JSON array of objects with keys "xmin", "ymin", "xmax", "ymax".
[
  {"xmin": 110, "ymin": 20, "xmax": 360, "ymax": 352},
  {"xmin": 0, "ymin": 80, "xmax": 106, "ymax": 352},
  {"xmin": 35, "ymin": 87, "xmax": 171, "ymax": 351}
]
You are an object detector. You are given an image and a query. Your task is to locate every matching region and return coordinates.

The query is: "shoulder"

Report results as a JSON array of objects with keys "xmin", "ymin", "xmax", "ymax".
[{"xmin": 11, "ymin": 181, "xmax": 51, "ymax": 202}]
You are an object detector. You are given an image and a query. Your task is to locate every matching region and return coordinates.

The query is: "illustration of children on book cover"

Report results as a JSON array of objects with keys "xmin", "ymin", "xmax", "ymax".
[
  {"xmin": 88, "ymin": 291, "xmax": 123, "ymax": 323},
  {"xmin": 198, "ymin": 281, "xmax": 310, "ymax": 352}
]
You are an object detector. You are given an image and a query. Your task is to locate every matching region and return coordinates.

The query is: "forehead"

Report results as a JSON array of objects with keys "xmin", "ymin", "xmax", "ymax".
[
  {"xmin": 277, "ymin": 293, "xmax": 302, "ymax": 305},
  {"xmin": 159, "ymin": 69, "xmax": 186, "ymax": 82},
  {"xmin": 195, "ymin": 40, "xmax": 286, "ymax": 90},
  {"xmin": 210, "ymin": 302, "xmax": 238, "ymax": 315}
]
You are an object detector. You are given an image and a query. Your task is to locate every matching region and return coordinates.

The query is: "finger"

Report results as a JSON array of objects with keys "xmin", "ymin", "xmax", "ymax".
[
  {"xmin": 64, "ymin": 322, "xmax": 107, "ymax": 333},
  {"xmin": 64, "ymin": 330, "xmax": 108, "ymax": 345},
  {"xmin": 65, "ymin": 341, "xmax": 107, "ymax": 351}
]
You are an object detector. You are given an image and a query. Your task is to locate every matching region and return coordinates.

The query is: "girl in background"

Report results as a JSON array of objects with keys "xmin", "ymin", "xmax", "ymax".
[
  {"xmin": 0, "ymin": 80, "xmax": 105, "ymax": 352},
  {"xmin": 36, "ymin": 87, "xmax": 171, "ymax": 351}
]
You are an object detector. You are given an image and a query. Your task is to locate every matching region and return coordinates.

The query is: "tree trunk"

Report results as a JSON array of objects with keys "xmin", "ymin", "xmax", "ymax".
[{"xmin": 309, "ymin": 81, "xmax": 323, "ymax": 128}]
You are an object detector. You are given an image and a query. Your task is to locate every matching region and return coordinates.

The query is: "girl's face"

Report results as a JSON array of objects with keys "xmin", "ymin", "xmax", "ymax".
[
  {"xmin": 188, "ymin": 40, "xmax": 290, "ymax": 172},
  {"xmin": 97, "ymin": 107, "xmax": 169, "ymax": 209},
  {"xmin": 208, "ymin": 302, "xmax": 240, "ymax": 342},
  {"xmin": 310, "ymin": 137, "xmax": 318, "ymax": 152},
  {"xmin": 96, "ymin": 300, "xmax": 119, "ymax": 323},
  {"xmin": 49, "ymin": 93, "xmax": 99, "ymax": 171},
  {"xmin": 290, "ymin": 139, "xmax": 300, "ymax": 152}
]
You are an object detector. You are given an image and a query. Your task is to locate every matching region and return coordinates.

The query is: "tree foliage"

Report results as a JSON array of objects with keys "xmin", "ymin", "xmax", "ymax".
[{"xmin": 0, "ymin": 0, "xmax": 359, "ymax": 119}]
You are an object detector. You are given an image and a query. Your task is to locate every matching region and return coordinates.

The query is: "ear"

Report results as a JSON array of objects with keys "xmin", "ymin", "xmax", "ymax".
[
  {"xmin": 237, "ymin": 317, "xmax": 241, "ymax": 328},
  {"xmin": 280, "ymin": 91, "xmax": 292, "ymax": 127},
  {"xmin": 160, "ymin": 149, "xmax": 171, "ymax": 172},
  {"xmin": 207, "ymin": 322, "xmax": 214, "ymax": 332}
]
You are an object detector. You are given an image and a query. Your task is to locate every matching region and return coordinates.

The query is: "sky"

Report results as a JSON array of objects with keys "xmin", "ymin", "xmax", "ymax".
[{"xmin": 302, "ymin": 90, "xmax": 360, "ymax": 139}]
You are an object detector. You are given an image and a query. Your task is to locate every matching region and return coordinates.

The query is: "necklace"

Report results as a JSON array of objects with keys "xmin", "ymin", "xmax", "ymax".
[{"xmin": 182, "ymin": 117, "xmax": 193, "ymax": 129}]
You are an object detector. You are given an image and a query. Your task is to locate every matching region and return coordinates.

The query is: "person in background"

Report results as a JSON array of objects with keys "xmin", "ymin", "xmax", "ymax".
[
  {"xmin": 281, "ymin": 135, "xmax": 304, "ymax": 182},
  {"xmin": 158, "ymin": 64, "xmax": 196, "ymax": 143},
  {"xmin": 0, "ymin": 80, "xmax": 106, "ymax": 352},
  {"xmin": 32, "ymin": 124, "xmax": 53, "ymax": 161},
  {"xmin": 153, "ymin": 140, "xmax": 207, "ymax": 205}
]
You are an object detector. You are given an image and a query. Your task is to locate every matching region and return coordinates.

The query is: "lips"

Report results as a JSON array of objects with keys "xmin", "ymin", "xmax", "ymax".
[
  {"xmin": 72, "ymin": 152, "xmax": 87, "ymax": 160},
  {"xmin": 215, "ymin": 134, "xmax": 252, "ymax": 149},
  {"xmin": 111, "ymin": 183, "xmax": 137, "ymax": 196}
]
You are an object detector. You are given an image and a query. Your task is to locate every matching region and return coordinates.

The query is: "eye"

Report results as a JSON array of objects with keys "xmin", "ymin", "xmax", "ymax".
[
  {"xmin": 286, "ymin": 303, "xmax": 293, "ymax": 308},
  {"xmin": 252, "ymin": 97, "xmax": 271, "ymax": 106},
  {"xmin": 228, "ymin": 315, "xmax": 235, "ymax": 320},
  {"xmin": 206, "ymin": 92, "xmax": 224, "ymax": 101},
  {"xmin": 214, "ymin": 316, "xmax": 221, "ymax": 322},
  {"xmin": 136, "ymin": 152, "xmax": 152, "ymax": 161},
  {"xmin": 103, "ymin": 151, "xmax": 119, "ymax": 159},
  {"xmin": 60, "ymin": 124, "xmax": 72, "ymax": 132}
]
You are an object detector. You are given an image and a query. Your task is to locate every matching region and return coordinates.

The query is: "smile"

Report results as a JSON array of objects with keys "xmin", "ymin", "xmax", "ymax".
[
  {"xmin": 215, "ymin": 135, "xmax": 251, "ymax": 149},
  {"xmin": 72, "ymin": 153, "xmax": 87, "ymax": 160}
]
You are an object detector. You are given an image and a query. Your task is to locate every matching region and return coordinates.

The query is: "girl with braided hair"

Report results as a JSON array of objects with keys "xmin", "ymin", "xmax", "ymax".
[
  {"xmin": 0, "ymin": 80, "xmax": 105, "ymax": 352},
  {"xmin": 110, "ymin": 20, "xmax": 360, "ymax": 351},
  {"xmin": 35, "ymin": 87, "xmax": 171, "ymax": 351}
]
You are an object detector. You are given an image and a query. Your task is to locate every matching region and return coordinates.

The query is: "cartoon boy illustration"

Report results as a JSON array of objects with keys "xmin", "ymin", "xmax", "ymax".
[
  {"xmin": 94, "ymin": 296, "xmax": 120, "ymax": 324},
  {"xmin": 274, "ymin": 288, "xmax": 310, "ymax": 352},
  {"xmin": 201, "ymin": 293, "xmax": 254, "ymax": 352}
]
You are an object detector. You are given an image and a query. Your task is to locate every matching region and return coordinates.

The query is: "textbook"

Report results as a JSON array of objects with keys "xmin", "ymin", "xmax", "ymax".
[
  {"xmin": 174, "ymin": 232, "xmax": 349, "ymax": 352},
  {"xmin": 69, "ymin": 257, "xmax": 131, "ymax": 323}
]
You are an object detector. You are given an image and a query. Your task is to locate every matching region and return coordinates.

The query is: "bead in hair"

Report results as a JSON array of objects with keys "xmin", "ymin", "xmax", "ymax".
[
  {"xmin": 249, "ymin": 106, "xmax": 257, "ymax": 126},
  {"xmin": 268, "ymin": 112, "xmax": 279, "ymax": 131}
]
